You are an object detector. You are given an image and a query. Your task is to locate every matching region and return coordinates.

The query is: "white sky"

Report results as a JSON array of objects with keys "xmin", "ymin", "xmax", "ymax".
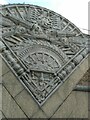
[{"xmin": 0, "ymin": 0, "xmax": 89, "ymax": 34}]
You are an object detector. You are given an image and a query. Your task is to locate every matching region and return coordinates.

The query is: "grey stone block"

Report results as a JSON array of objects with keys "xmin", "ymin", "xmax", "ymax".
[
  {"xmin": 57, "ymin": 55, "xmax": 89, "ymax": 101},
  {"xmin": 52, "ymin": 91, "xmax": 88, "ymax": 118},
  {"xmin": 69, "ymin": 91, "xmax": 88, "ymax": 118},
  {"xmin": 15, "ymin": 89, "xmax": 39, "ymax": 118},
  {"xmin": 52, "ymin": 91, "xmax": 77, "ymax": 118},
  {"xmin": 0, "ymin": 57, "xmax": 2, "ymax": 78},
  {"xmin": 0, "ymin": 85, "xmax": 2, "ymax": 111},
  {"xmin": 0, "ymin": 111, "xmax": 2, "ymax": 120},
  {"xmin": 1, "ymin": 112, "xmax": 7, "ymax": 119},
  {"xmin": 41, "ymin": 90, "xmax": 63, "ymax": 118},
  {"xmin": 31, "ymin": 110, "xmax": 47, "ymax": 118},
  {"xmin": 1, "ymin": 58, "xmax": 10, "ymax": 77},
  {"xmin": 2, "ymin": 71, "xmax": 24, "ymax": 97},
  {"xmin": 2, "ymin": 86, "xmax": 27, "ymax": 118}
]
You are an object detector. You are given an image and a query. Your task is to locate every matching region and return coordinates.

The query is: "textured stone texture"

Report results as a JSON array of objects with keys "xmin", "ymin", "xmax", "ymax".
[
  {"xmin": 41, "ymin": 55, "xmax": 89, "ymax": 118},
  {"xmin": 0, "ymin": 111, "xmax": 2, "ymax": 120},
  {"xmin": 31, "ymin": 110, "xmax": 48, "ymax": 118},
  {"xmin": 52, "ymin": 91, "xmax": 88, "ymax": 118},
  {"xmin": 78, "ymin": 68, "xmax": 90, "ymax": 85},
  {"xmin": 1, "ymin": 58, "xmax": 10, "ymax": 77},
  {"xmin": 69, "ymin": 91, "xmax": 88, "ymax": 118},
  {"xmin": 41, "ymin": 90, "xmax": 63, "ymax": 118},
  {"xmin": 0, "ymin": 57, "xmax": 24, "ymax": 98},
  {"xmin": 39, "ymin": 55, "xmax": 89, "ymax": 118},
  {"xmin": 0, "ymin": 57, "xmax": 2, "ymax": 78},
  {"xmin": 1, "ymin": 55, "xmax": 89, "ymax": 119},
  {"xmin": 1, "ymin": 3, "xmax": 89, "ymax": 106},
  {"xmin": 2, "ymin": 70, "xmax": 24, "ymax": 97},
  {"xmin": 88, "ymin": 92, "xmax": 90, "ymax": 119},
  {"xmin": 0, "ymin": 85, "xmax": 2, "ymax": 111},
  {"xmin": 1, "ymin": 111, "xmax": 7, "ymax": 119},
  {"xmin": 15, "ymin": 89, "xmax": 40, "ymax": 118},
  {"xmin": 2, "ymin": 86, "xmax": 27, "ymax": 118},
  {"xmin": 52, "ymin": 92, "xmax": 77, "ymax": 118},
  {"xmin": 1, "ymin": 3, "xmax": 90, "ymax": 118},
  {"xmin": 89, "ymin": 110, "xmax": 90, "ymax": 119},
  {"xmin": 57, "ymin": 55, "xmax": 89, "ymax": 101}
]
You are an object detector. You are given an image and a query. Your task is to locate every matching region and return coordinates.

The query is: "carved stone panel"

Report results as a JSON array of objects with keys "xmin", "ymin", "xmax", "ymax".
[{"xmin": 1, "ymin": 4, "xmax": 88, "ymax": 105}]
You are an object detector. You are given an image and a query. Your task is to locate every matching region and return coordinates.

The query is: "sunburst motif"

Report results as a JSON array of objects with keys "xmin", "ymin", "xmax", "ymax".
[{"xmin": 1, "ymin": 4, "xmax": 86, "ymax": 105}]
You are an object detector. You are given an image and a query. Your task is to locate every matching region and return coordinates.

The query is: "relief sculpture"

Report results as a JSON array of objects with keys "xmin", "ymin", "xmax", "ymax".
[{"xmin": 1, "ymin": 4, "xmax": 88, "ymax": 105}]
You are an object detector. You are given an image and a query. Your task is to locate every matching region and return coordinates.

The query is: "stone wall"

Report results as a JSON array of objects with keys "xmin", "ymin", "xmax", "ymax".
[{"xmin": 0, "ymin": 54, "xmax": 89, "ymax": 119}]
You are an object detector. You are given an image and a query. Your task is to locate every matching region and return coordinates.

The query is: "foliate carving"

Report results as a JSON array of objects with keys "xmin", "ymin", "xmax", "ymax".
[{"xmin": 1, "ymin": 4, "xmax": 89, "ymax": 106}]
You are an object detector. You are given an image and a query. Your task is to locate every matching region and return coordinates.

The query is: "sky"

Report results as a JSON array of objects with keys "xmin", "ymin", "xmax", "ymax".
[{"xmin": 0, "ymin": 0, "xmax": 89, "ymax": 34}]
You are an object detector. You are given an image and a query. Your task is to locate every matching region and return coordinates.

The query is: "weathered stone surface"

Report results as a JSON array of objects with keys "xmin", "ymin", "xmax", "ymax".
[
  {"xmin": 37, "ymin": 55, "xmax": 89, "ymax": 117},
  {"xmin": 31, "ymin": 110, "xmax": 47, "ymax": 118},
  {"xmin": 89, "ymin": 110, "xmax": 90, "ymax": 119},
  {"xmin": 1, "ymin": 112, "xmax": 7, "ymax": 119},
  {"xmin": 15, "ymin": 89, "xmax": 39, "ymax": 118},
  {"xmin": 89, "ymin": 93, "xmax": 90, "ymax": 115},
  {"xmin": 57, "ymin": 55, "xmax": 89, "ymax": 101},
  {"xmin": 1, "ymin": 54, "xmax": 89, "ymax": 119},
  {"xmin": 41, "ymin": 91, "xmax": 63, "ymax": 118},
  {"xmin": 1, "ymin": 3, "xmax": 90, "ymax": 118},
  {"xmin": 0, "ymin": 56, "xmax": 2, "ymax": 78},
  {"xmin": 69, "ymin": 92, "xmax": 88, "ymax": 118},
  {"xmin": 52, "ymin": 92, "xmax": 76, "ymax": 118},
  {"xmin": 1, "ymin": 57, "xmax": 10, "ymax": 77},
  {"xmin": 52, "ymin": 91, "xmax": 88, "ymax": 118},
  {"xmin": 1, "ymin": 3, "xmax": 89, "ymax": 106},
  {"xmin": 2, "ymin": 71, "xmax": 24, "ymax": 97},
  {"xmin": 88, "ymin": 54, "xmax": 90, "ymax": 68},
  {"xmin": 0, "ymin": 111, "xmax": 2, "ymax": 120},
  {"xmin": 2, "ymin": 86, "xmax": 27, "ymax": 118},
  {"xmin": 0, "ymin": 85, "xmax": 2, "ymax": 111},
  {"xmin": 78, "ymin": 69, "xmax": 90, "ymax": 85}
]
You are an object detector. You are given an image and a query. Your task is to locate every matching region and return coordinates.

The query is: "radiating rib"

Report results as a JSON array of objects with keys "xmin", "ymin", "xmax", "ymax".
[
  {"xmin": 24, "ymin": 5, "xmax": 28, "ymax": 14},
  {"xmin": 15, "ymin": 5, "xmax": 24, "ymax": 20},
  {"xmin": 11, "ymin": 35, "xmax": 22, "ymax": 42},
  {"xmin": 4, "ymin": 14, "xmax": 32, "ymax": 29},
  {"xmin": 61, "ymin": 22, "xmax": 70, "ymax": 31},
  {"xmin": 6, "ymin": 7, "xmax": 13, "ymax": 15},
  {"xmin": 4, "ymin": 37, "xmax": 18, "ymax": 44}
]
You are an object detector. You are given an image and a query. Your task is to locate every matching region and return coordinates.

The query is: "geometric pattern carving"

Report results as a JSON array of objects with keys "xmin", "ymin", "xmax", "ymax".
[{"xmin": 0, "ymin": 4, "xmax": 88, "ymax": 105}]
